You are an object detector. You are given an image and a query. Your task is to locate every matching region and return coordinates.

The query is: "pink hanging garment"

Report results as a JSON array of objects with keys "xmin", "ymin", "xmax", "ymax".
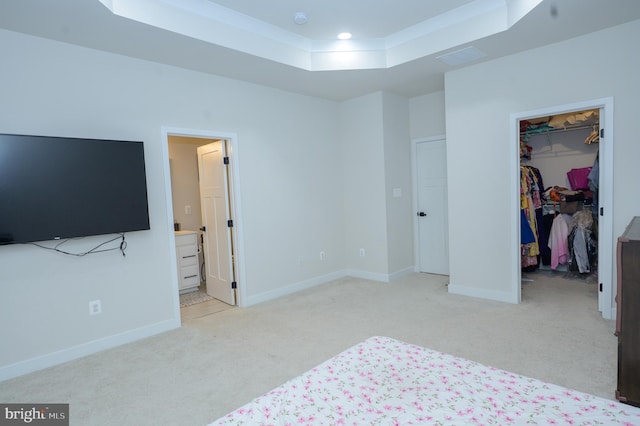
[{"xmin": 548, "ymin": 214, "xmax": 570, "ymax": 269}]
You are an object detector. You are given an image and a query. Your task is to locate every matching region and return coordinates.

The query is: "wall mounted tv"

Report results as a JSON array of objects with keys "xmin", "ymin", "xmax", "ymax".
[{"xmin": 0, "ymin": 133, "xmax": 150, "ymax": 245}]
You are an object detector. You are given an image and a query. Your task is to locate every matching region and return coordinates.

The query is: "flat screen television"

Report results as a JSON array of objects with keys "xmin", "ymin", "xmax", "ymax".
[{"xmin": 0, "ymin": 133, "xmax": 150, "ymax": 245}]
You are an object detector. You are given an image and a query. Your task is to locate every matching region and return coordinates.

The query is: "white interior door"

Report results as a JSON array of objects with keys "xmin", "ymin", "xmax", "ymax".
[
  {"xmin": 416, "ymin": 138, "xmax": 449, "ymax": 275},
  {"xmin": 197, "ymin": 141, "xmax": 235, "ymax": 305}
]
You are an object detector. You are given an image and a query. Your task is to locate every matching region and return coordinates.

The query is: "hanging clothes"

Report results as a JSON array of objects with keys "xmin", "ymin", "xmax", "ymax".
[
  {"xmin": 548, "ymin": 214, "xmax": 571, "ymax": 269},
  {"xmin": 568, "ymin": 210, "xmax": 597, "ymax": 274},
  {"xmin": 520, "ymin": 164, "xmax": 546, "ymax": 269},
  {"xmin": 521, "ymin": 210, "xmax": 536, "ymax": 244}
]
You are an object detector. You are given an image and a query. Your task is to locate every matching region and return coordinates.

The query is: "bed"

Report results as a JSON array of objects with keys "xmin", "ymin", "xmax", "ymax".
[{"xmin": 210, "ymin": 336, "xmax": 640, "ymax": 425}]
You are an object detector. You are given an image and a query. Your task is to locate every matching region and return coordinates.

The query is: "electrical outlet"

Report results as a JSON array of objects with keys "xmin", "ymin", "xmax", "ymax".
[
  {"xmin": 359, "ymin": 248, "xmax": 365, "ymax": 257},
  {"xmin": 320, "ymin": 251, "xmax": 325, "ymax": 260},
  {"xmin": 89, "ymin": 300, "xmax": 102, "ymax": 316}
]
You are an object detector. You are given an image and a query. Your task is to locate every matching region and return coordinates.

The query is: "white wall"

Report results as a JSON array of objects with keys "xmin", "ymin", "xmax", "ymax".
[
  {"xmin": 526, "ymin": 127, "xmax": 598, "ymax": 190},
  {"xmin": 339, "ymin": 92, "xmax": 415, "ymax": 280},
  {"xmin": 0, "ymin": 28, "xmax": 344, "ymax": 379},
  {"xmin": 340, "ymin": 93, "xmax": 389, "ymax": 278},
  {"xmin": 444, "ymin": 19, "xmax": 640, "ymax": 304},
  {"xmin": 410, "ymin": 91, "xmax": 446, "ymax": 139},
  {"xmin": 382, "ymin": 93, "xmax": 414, "ymax": 276},
  {"xmin": 168, "ymin": 138, "xmax": 206, "ymax": 233}
]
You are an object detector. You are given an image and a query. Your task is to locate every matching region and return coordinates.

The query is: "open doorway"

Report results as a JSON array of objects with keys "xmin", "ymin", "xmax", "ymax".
[
  {"xmin": 161, "ymin": 127, "xmax": 245, "ymax": 318},
  {"xmin": 511, "ymin": 98, "xmax": 614, "ymax": 320}
]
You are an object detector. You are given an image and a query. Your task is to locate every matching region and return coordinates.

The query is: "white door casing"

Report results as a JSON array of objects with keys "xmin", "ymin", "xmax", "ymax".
[
  {"xmin": 596, "ymin": 107, "xmax": 608, "ymax": 315},
  {"xmin": 198, "ymin": 140, "xmax": 236, "ymax": 305},
  {"xmin": 414, "ymin": 137, "xmax": 449, "ymax": 275},
  {"xmin": 510, "ymin": 98, "xmax": 614, "ymax": 319}
]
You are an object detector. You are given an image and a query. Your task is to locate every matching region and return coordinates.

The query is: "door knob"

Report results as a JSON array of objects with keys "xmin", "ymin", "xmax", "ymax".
[{"xmin": 417, "ymin": 212, "xmax": 427, "ymax": 217}]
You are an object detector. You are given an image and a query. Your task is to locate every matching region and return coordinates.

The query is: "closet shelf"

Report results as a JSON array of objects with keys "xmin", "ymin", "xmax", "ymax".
[{"xmin": 521, "ymin": 109, "xmax": 600, "ymax": 140}]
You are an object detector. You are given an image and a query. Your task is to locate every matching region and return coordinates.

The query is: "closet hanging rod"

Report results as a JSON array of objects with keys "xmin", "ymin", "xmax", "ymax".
[{"xmin": 520, "ymin": 123, "xmax": 597, "ymax": 136}]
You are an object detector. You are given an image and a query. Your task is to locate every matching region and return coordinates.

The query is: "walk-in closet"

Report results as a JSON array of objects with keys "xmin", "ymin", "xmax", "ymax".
[{"xmin": 519, "ymin": 109, "xmax": 600, "ymax": 292}]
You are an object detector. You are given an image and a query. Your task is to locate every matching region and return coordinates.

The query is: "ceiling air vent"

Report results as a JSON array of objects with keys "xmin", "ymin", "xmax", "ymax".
[{"xmin": 437, "ymin": 46, "xmax": 486, "ymax": 66}]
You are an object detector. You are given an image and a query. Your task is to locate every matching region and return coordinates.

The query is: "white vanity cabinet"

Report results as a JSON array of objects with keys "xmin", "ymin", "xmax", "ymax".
[{"xmin": 175, "ymin": 230, "xmax": 201, "ymax": 293}]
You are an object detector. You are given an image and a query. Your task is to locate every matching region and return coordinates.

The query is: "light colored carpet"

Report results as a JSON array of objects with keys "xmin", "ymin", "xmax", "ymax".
[{"xmin": 0, "ymin": 272, "xmax": 615, "ymax": 426}]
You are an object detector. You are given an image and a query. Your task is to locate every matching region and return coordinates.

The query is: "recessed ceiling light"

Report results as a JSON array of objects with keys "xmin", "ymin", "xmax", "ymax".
[
  {"xmin": 293, "ymin": 12, "xmax": 308, "ymax": 25},
  {"xmin": 337, "ymin": 32, "xmax": 352, "ymax": 40}
]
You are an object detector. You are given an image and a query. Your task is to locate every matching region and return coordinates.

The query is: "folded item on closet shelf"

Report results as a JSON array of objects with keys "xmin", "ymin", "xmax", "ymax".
[
  {"xmin": 547, "ymin": 186, "xmax": 585, "ymax": 202},
  {"xmin": 548, "ymin": 110, "xmax": 597, "ymax": 128},
  {"xmin": 546, "ymin": 186, "xmax": 568, "ymax": 201},
  {"xmin": 563, "ymin": 192, "xmax": 585, "ymax": 202}
]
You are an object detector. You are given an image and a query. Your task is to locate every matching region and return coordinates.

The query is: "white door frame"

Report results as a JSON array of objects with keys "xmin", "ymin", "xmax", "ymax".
[
  {"xmin": 509, "ymin": 97, "xmax": 614, "ymax": 319},
  {"xmin": 411, "ymin": 134, "xmax": 447, "ymax": 273},
  {"xmin": 161, "ymin": 127, "xmax": 247, "ymax": 321}
]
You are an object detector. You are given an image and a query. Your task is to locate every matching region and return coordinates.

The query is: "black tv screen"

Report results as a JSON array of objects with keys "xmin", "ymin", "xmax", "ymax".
[{"xmin": 0, "ymin": 133, "xmax": 150, "ymax": 244}]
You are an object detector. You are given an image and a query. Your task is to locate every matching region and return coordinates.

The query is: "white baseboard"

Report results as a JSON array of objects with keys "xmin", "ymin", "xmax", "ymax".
[
  {"xmin": 243, "ymin": 266, "xmax": 416, "ymax": 307},
  {"xmin": 389, "ymin": 266, "xmax": 415, "ymax": 281},
  {"xmin": 243, "ymin": 270, "xmax": 349, "ymax": 306},
  {"xmin": 346, "ymin": 266, "xmax": 415, "ymax": 283},
  {"xmin": 0, "ymin": 318, "xmax": 180, "ymax": 382},
  {"xmin": 346, "ymin": 269, "xmax": 390, "ymax": 282},
  {"xmin": 606, "ymin": 305, "xmax": 616, "ymax": 321},
  {"xmin": 448, "ymin": 283, "xmax": 517, "ymax": 304}
]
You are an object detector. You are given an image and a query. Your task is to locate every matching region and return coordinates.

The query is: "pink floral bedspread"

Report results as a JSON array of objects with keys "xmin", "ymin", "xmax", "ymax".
[{"xmin": 210, "ymin": 336, "xmax": 640, "ymax": 425}]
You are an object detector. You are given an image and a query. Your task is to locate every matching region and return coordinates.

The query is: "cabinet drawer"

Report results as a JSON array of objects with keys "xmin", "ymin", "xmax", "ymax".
[
  {"xmin": 177, "ymin": 245, "xmax": 198, "ymax": 266},
  {"xmin": 175, "ymin": 232, "xmax": 197, "ymax": 246},
  {"xmin": 180, "ymin": 264, "xmax": 200, "ymax": 288}
]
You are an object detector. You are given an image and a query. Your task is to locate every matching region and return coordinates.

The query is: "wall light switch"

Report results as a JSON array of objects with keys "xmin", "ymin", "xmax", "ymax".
[
  {"xmin": 185, "ymin": 205, "xmax": 192, "ymax": 215},
  {"xmin": 393, "ymin": 188, "xmax": 402, "ymax": 198}
]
